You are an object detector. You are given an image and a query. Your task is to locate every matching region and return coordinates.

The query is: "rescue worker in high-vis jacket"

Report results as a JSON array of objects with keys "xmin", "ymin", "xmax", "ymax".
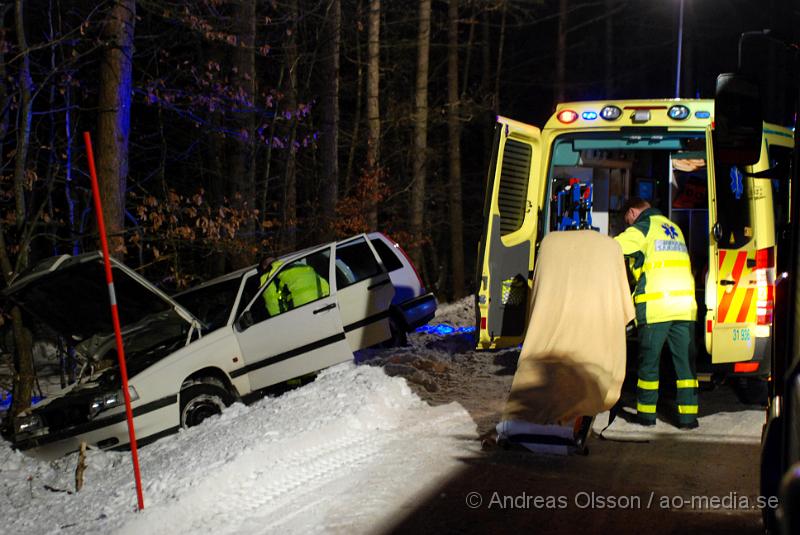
[
  {"xmin": 259, "ymin": 257, "xmax": 330, "ymax": 316},
  {"xmin": 614, "ymin": 197, "xmax": 699, "ymax": 429}
]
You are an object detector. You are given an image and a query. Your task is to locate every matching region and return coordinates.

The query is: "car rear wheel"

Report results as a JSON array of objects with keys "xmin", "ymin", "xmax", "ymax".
[{"xmin": 180, "ymin": 382, "xmax": 234, "ymax": 428}]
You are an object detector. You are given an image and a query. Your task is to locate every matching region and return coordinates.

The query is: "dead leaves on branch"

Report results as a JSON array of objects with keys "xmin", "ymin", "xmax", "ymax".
[
  {"xmin": 130, "ymin": 188, "xmax": 274, "ymax": 254},
  {"xmin": 333, "ymin": 167, "xmax": 388, "ymax": 238}
]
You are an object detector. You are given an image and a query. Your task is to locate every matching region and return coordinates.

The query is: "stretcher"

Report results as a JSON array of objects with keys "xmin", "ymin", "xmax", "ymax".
[{"xmin": 496, "ymin": 416, "xmax": 594, "ymax": 455}]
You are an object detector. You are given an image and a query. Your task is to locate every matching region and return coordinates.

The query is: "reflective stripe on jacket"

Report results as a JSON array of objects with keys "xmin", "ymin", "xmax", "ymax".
[{"xmin": 614, "ymin": 208, "xmax": 697, "ymax": 325}]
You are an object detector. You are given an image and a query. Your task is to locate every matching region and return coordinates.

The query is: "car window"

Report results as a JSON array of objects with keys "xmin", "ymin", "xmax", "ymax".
[
  {"xmin": 174, "ymin": 277, "xmax": 241, "ymax": 332},
  {"xmin": 336, "ymin": 237, "xmax": 382, "ymax": 289},
  {"xmin": 251, "ymin": 249, "xmax": 331, "ymax": 322},
  {"xmin": 370, "ymin": 238, "xmax": 403, "ymax": 272}
]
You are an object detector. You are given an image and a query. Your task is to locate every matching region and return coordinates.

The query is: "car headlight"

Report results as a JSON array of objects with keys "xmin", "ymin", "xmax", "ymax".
[
  {"xmin": 89, "ymin": 386, "xmax": 139, "ymax": 419},
  {"xmin": 15, "ymin": 414, "xmax": 45, "ymax": 435}
]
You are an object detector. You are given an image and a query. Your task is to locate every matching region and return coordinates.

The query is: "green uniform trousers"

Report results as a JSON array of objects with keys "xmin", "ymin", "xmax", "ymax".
[{"xmin": 636, "ymin": 320, "xmax": 699, "ymax": 424}]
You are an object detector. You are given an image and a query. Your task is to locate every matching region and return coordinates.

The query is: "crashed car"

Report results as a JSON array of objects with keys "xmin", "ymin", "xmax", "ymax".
[{"xmin": 5, "ymin": 233, "xmax": 434, "ymax": 460}]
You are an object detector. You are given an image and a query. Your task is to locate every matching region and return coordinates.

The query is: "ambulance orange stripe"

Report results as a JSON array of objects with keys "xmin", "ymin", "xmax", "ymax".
[
  {"xmin": 717, "ymin": 251, "xmax": 746, "ymax": 323},
  {"xmin": 736, "ymin": 288, "xmax": 755, "ymax": 323}
]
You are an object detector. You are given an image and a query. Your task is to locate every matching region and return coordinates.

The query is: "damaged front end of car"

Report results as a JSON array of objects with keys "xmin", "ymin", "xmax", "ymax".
[{"xmin": 2, "ymin": 252, "xmax": 200, "ymax": 458}]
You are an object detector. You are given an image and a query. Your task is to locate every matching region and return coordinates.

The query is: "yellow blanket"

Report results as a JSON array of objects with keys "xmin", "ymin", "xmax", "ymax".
[{"xmin": 501, "ymin": 230, "xmax": 635, "ymax": 425}]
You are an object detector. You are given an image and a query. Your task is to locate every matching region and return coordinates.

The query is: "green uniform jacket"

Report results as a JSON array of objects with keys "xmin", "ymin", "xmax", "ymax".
[
  {"xmin": 260, "ymin": 261, "xmax": 330, "ymax": 316},
  {"xmin": 614, "ymin": 208, "xmax": 697, "ymax": 325}
]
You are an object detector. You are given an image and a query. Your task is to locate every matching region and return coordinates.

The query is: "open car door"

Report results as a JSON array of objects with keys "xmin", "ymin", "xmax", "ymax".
[
  {"xmin": 707, "ymin": 125, "xmax": 757, "ymax": 364},
  {"xmin": 476, "ymin": 117, "xmax": 542, "ymax": 349}
]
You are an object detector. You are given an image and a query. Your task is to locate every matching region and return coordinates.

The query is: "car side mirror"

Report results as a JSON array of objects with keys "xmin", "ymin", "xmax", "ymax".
[
  {"xmin": 236, "ymin": 310, "xmax": 254, "ymax": 331},
  {"xmin": 713, "ymin": 73, "xmax": 762, "ymax": 167}
]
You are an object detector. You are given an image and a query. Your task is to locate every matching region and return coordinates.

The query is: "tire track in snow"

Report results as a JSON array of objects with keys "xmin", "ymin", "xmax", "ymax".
[{"xmin": 116, "ymin": 424, "xmax": 387, "ymax": 535}]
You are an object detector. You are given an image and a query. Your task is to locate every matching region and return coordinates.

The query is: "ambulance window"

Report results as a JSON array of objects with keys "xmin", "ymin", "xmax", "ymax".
[
  {"xmin": 498, "ymin": 139, "xmax": 532, "ymax": 236},
  {"xmin": 768, "ymin": 145, "xmax": 792, "ymax": 227},
  {"xmin": 671, "ymin": 155, "xmax": 707, "ymax": 210},
  {"xmin": 714, "ymin": 163, "xmax": 751, "ymax": 249}
]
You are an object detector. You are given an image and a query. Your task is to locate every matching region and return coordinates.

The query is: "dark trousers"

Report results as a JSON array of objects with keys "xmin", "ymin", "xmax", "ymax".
[{"xmin": 636, "ymin": 320, "xmax": 698, "ymax": 424}]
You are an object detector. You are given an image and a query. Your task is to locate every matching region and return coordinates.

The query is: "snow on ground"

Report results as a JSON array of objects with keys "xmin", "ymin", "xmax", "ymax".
[{"xmin": 1, "ymin": 363, "xmax": 477, "ymax": 535}]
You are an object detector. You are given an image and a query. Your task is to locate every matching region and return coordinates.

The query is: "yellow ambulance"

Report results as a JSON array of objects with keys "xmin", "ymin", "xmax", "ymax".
[{"xmin": 475, "ymin": 100, "xmax": 795, "ymax": 382}]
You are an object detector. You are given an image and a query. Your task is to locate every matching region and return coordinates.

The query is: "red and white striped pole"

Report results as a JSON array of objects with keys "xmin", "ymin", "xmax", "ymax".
[{"xmin": 83, "ymin": 132, "xmax": 145, "ymax": 511}]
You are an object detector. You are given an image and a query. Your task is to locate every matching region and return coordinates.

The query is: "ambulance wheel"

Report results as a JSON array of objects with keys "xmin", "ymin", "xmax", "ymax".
[
  {"xmin": 734, "ymin": 377, "xmax": 768, "ymax": 407},
  {"xmin": 180, "ymin": 382, "xmax": 234, "ymax": 428}
]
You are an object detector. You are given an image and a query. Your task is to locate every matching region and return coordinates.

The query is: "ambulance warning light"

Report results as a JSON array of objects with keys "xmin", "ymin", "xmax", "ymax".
[
  {"xmin": 557, "ymin": 110, "xmax": 579, "ymax": 124},
  {"xmin": 668, "ymin": 105, "xmax": 690, "ymax": 120},
  {"xmin": 600, "ymin": 105, "xmax": 622, "ymax": 121}
]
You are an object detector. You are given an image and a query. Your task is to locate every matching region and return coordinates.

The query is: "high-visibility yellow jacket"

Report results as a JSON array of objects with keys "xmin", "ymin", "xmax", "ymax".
[
  {"xmin": 614, "ymin": 208, "xmax": 697, "ymax": 325},
  {"xmin": 260, "ymin": 261, "xmax": 330, "ymax": 316}
]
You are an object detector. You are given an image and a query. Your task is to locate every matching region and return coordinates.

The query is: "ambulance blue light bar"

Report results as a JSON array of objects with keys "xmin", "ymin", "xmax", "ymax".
[
  {"xmin": 582, "ymin": 111, "xmax": 598, "ymax": 120},
  {"xmin": 695, "ymin": 111, "xmax": 711, "ymax": 119}
]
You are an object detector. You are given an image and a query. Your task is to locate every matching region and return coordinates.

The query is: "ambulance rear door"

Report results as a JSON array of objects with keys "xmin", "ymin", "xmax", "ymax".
[
  {"xmin": 707, "ymin": 125, "xmax": 758, "ymax": 363},
  {"xmin": 476, "ymin": 117, "xmax": 542, "ymax": 349}
]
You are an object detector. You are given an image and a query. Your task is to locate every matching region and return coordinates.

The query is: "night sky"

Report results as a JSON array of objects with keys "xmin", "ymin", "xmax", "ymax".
[{"xmin": 499, "ymin": 0, "xmax": 797, "ymax": 126}]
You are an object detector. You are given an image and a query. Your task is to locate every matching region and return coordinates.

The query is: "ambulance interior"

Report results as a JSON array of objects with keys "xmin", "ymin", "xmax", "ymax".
[{"xmin": 545, "ymin": 132, "xmax": 712, "ymax": 307}]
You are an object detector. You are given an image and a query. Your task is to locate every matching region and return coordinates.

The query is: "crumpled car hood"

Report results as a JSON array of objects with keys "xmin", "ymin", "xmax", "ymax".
[{"xmin": 4, "ymin": 253, "xmax": 197, "ymax": 351}]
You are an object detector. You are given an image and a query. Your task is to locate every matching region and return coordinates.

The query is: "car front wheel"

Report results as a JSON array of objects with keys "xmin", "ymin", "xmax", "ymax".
[{"xmin": 179, "ymin": 382, "xmax": 234, "ymax": 428}]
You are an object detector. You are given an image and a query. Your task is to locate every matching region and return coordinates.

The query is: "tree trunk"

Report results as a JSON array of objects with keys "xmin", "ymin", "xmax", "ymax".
[
  {"xmin": 229, "ymin": 0, "xmax": 257, "ymax": 267},
  {"xmin": 0, "ymin": 6, "xmax": 10, "ymax": 178},
  {"xmin": 447, "ymin": 0, "xmax": 465, "ymax": 299},
  {"xmin": 9, "ymin": 306, "xmax": 33, "ymax": 421},
  {"xmin": 365, "ymin": 0, "xmax": 381, "ymax": 229},
  {"xmin": 555, "ymin": 0, "xmax": 567, "ymax": 103},
  {"xmin": 13, "ymin": 0, "xmax": 32, "ymax": 238},
  {"xmin": 460, "ymin": 1, "xmax": 476, "ymax": 101},
  {"xmin": 344, "ymin": 0, "xmax": 364, "ymax": 196},
  {"xmin": 410, "ymin": 0, "xmax": 431, "ymax": 270},
  {"xmin": 282, "ymin": 0, "xmax": 300, "ymax": 251},
  {"xmin": 320, "ymin": 0, "xmax": 341, "ymax": 241},
  {"xmin": 96, "ymin": 0, "xmax": 135, "ymax": 257},
  {"xmin": 7, "ymin": 0, "xmax": 35, "ymax": 426}
]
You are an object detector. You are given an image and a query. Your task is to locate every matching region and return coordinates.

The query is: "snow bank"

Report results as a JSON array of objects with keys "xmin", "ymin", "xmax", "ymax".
[{"xmin": 1, "ymin": 363, "xmax": 477, "ymax": 535}]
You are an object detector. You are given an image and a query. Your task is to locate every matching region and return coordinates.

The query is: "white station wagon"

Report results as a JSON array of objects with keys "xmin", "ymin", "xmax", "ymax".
[{"xmin": 6, "ymin": 233, "xmax": 435, "ymax": 459}]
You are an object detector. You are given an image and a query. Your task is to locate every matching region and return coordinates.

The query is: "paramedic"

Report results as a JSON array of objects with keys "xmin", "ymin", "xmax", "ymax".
[
  {"xmin": 260, "ymin": 257, "xmax": 330, "ymax": 316},
  {"xmin": 614, "ymin": 197, "xmax": 699, "ymax": 429}
]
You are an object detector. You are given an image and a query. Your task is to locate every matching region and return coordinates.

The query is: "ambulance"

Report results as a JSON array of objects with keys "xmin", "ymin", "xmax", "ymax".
[{"xmin": 475, "ymin": 99, "xmax": 795, "ymax": 383}]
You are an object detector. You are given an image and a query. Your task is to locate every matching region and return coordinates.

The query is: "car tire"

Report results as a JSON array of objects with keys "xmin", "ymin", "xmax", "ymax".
[
  {"xmin": 734, "ymin": 377, "xmax": 769, "ymax": 406},
  {"xmin": 179, "ymin": 382, "xmax": 234, "ymax": 428},
  {"xmin": 379, "ymin": 315, "xmax": 408, "ymax": 348}
]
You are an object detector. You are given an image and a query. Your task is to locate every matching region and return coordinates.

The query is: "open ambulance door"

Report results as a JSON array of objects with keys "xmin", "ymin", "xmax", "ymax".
[
  {"xmin": 706, "ymin": 125, "xmax": 758, "ymax": 364},
  {"xmin": 476, "ymin": 117, "xmax": 542, "ymax": 349}
]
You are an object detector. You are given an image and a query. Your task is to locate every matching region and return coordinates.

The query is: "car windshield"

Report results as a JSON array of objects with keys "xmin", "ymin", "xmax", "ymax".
[{"xmin": 174, "ymin": 277, "xmax": 242, "ymax": 332}]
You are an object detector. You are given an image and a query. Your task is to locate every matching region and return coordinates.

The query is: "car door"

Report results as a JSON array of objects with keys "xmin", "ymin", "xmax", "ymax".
[
  {"xmin": 334, "ymin": 235, "xmax": 394, "ymax": 350},
  {"xmin": 476, "ymin": 116, "xmax": 543, "ymax": 349},
  {"xmin": 707, "ymin": 125, "xmax": 757, "ymax": 363},
  {"xmin": 232, "ymin": 244, "xmax": 352, "ymax": 390}
]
